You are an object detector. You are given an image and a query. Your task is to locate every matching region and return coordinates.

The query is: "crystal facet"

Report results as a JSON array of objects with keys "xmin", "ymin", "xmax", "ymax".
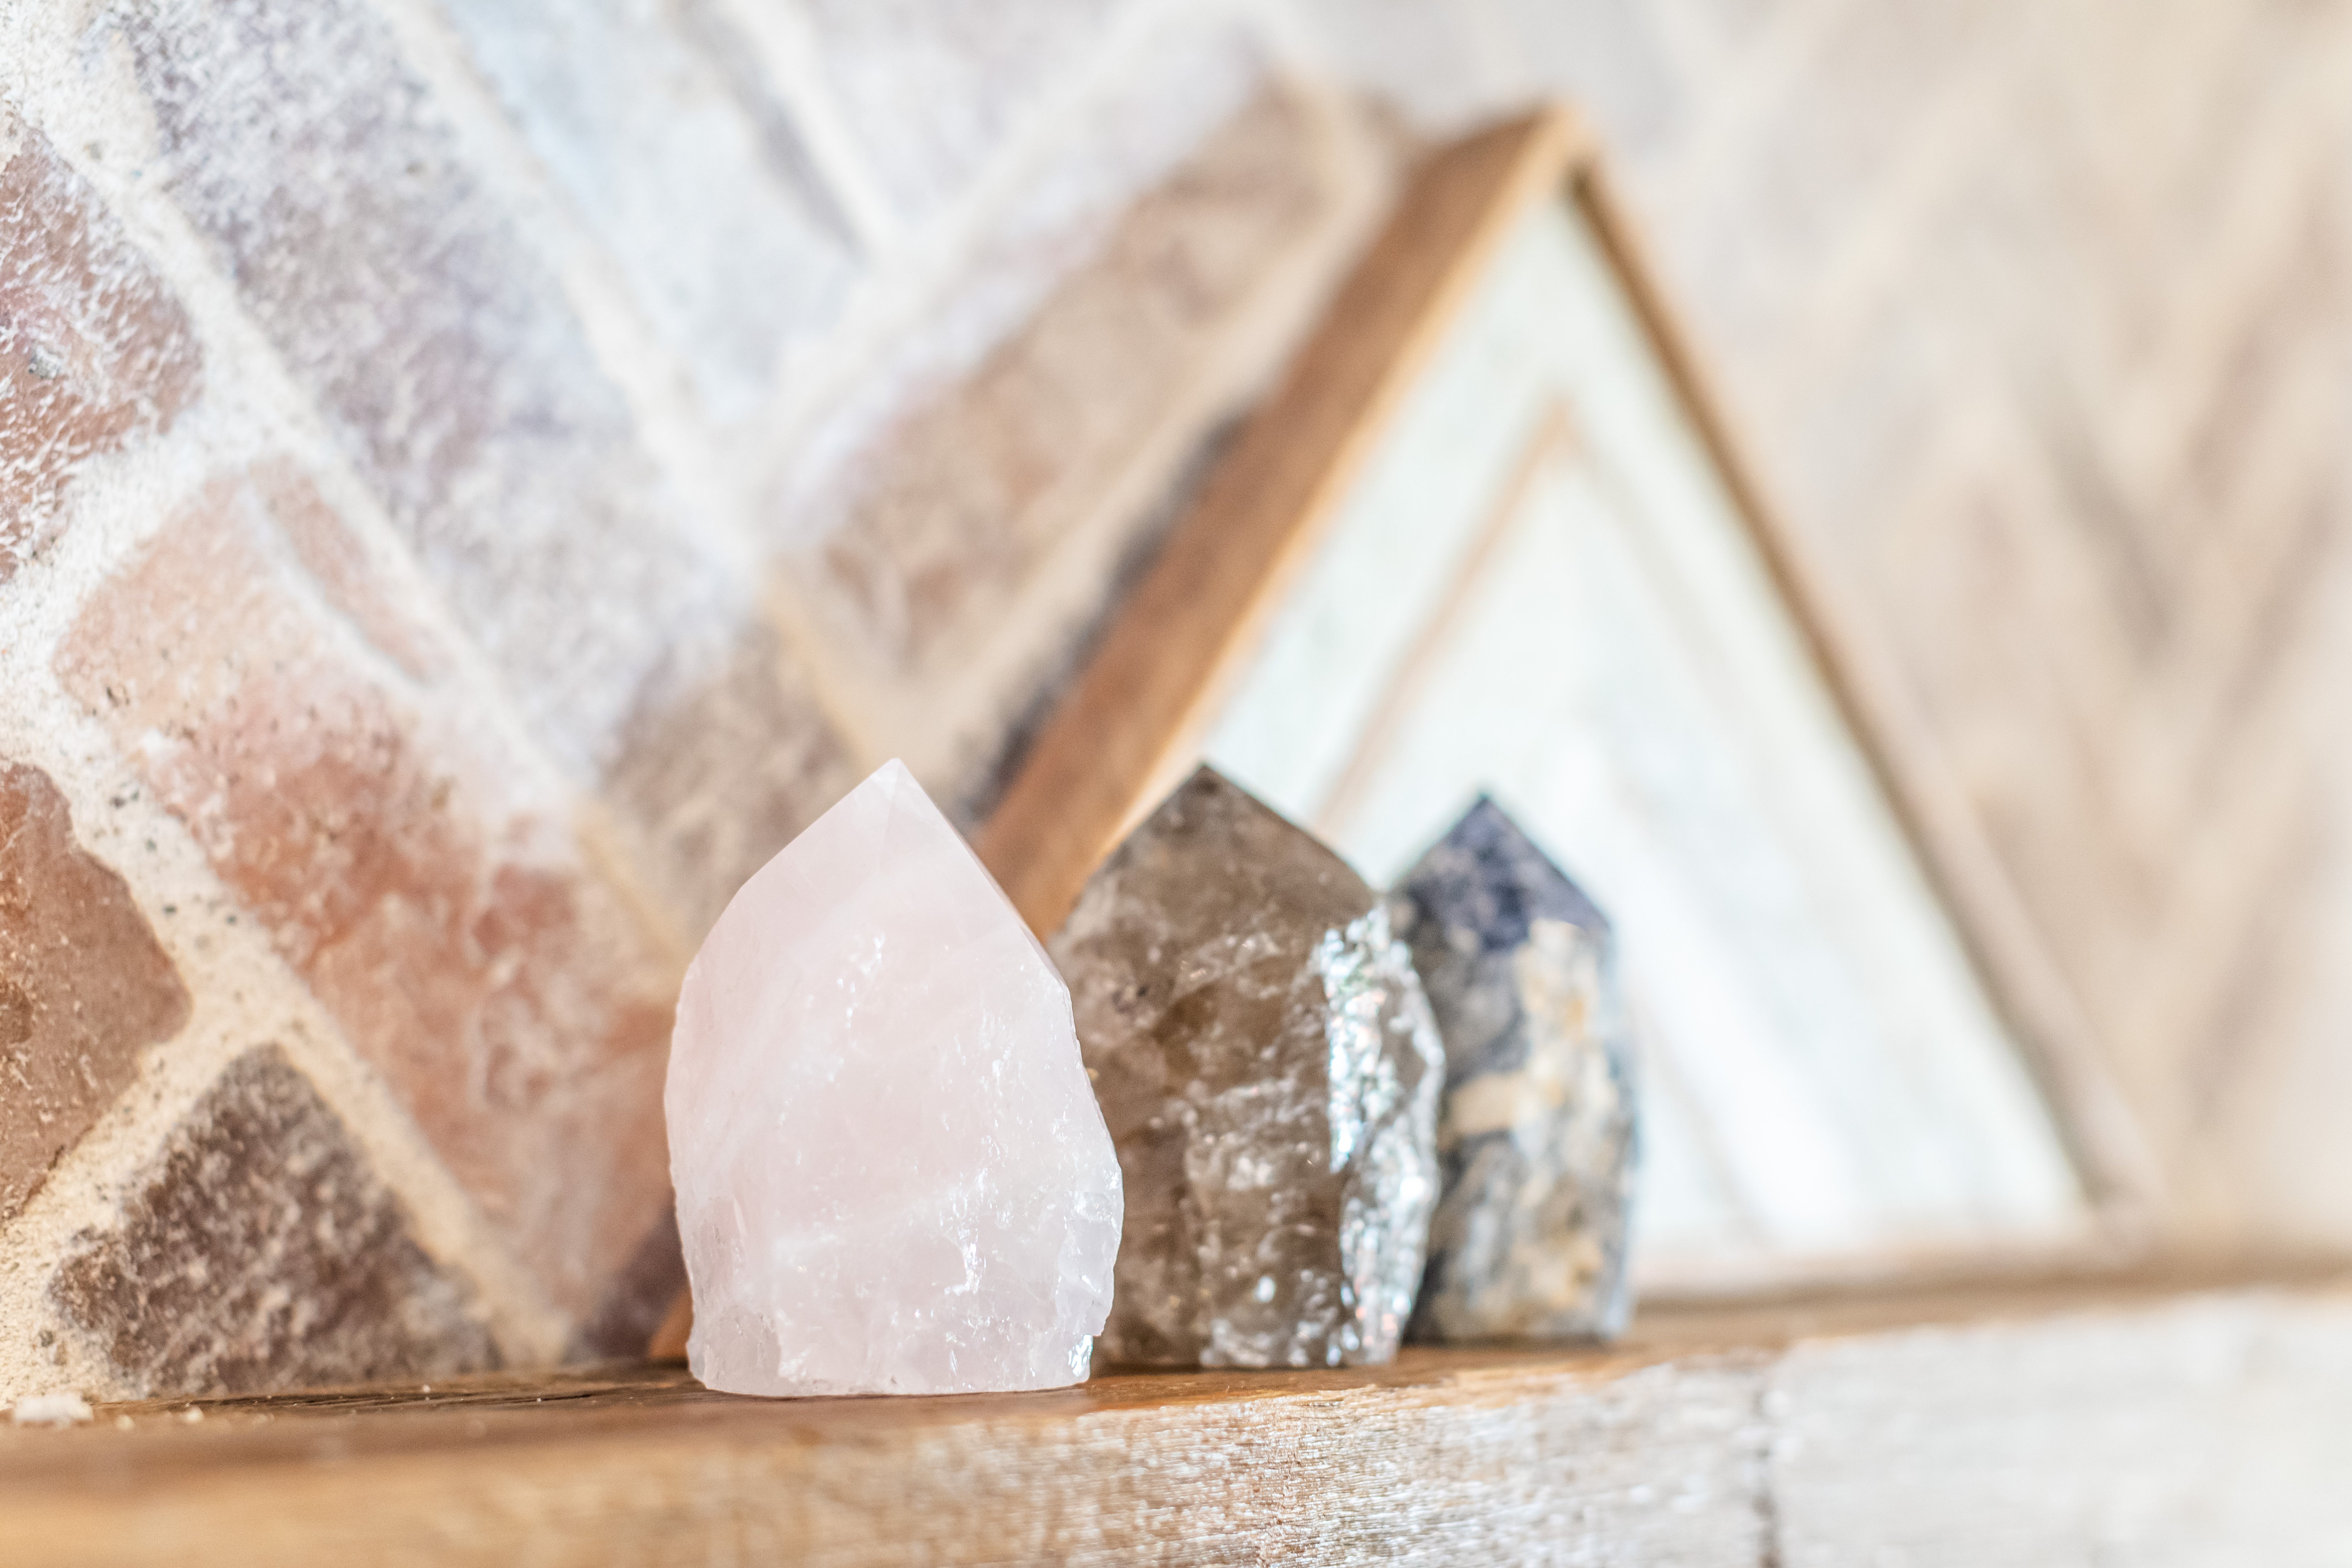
[
  {"xmin": 1052, "ymin": 766, "xmax": 1443, "ymax": 1368},
  {"xmin": 667, "ymin": 759, "xmax": 1122, "ymax": 1396},
  {"xmin": 1394, "ymin": 797, "xmax": 1637, "ymax": 1342}
]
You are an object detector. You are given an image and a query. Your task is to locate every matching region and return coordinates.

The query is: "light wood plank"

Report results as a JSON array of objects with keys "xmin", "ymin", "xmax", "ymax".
[{"xmin": 14, "ymin": 1271, "xmax": 2352, "ymax": 1565}]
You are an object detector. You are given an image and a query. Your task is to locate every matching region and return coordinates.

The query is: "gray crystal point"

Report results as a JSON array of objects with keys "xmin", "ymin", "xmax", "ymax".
[
  {"xmin": 1395, "ymin": 796, "xmax": 1637, "ymax": 1343},
  {"xmin": 1050, "ymin": 766, "xmax": 1444, "ymax": 1369}
]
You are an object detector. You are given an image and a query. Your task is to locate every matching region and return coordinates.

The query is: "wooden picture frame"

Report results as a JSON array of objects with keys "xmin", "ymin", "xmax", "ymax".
[
  {"xmin": 974, "ymin": 107, "xmax": 2160, "ymax": 1292},
  {"xmin": 652, "ymin": 107, "xmax": 2158, "ymax": 1354}
]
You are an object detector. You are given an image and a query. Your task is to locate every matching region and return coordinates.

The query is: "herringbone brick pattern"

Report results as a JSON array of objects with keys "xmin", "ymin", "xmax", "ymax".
[
  {"xmin": 6, "ymin": 0, "xmax": 2350, "ymax": 1400},
  {"xmin": 1445, "ymin": 0, "xmax": 2352, "ymax": 1238}
]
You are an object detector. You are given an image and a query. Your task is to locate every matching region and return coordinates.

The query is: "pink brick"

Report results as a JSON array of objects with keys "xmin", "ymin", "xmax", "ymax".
[
  {"xmin": 58, "ymin": 467, "xmax": 678, "ymax": 1340},
  {"xmin": 791, "ymin": 80, "xmax": 1334, "ymax": 679},
  {"xmin": 605, "ymin": 620, "xmax": 862, "ymax": 938},
  {"xmin": 113, "ymin": 0, "xmax": 736, "ymax": 775},
  {"xmin": 0, "ymin": 99, "xmax": 201, "ymax": 578},
  {"xmin": 50, "ymin": 1045, "xmax": 500, "ymax": 1397},
  {"xmin": 0, "ymin": 760, "xmax": 191, "ymax": 1222}
]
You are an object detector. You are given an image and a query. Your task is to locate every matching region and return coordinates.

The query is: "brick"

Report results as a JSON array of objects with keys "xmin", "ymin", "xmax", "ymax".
[
  {"xmin": 113, "ymin": 0, "xmax": 734, "ymax": 775},
  {"xmin": 50, "ymin": 1045, "xmax": 499, "ymax": 1397},
  {"xmin": 0, "ymin": 760, "xmax": 190, "ymax": 1222},
  {"xmin": 1490, "ymin": 0, "xmax": 1685, "ymax": 159},
  {"xmin": 794, "ymin": 81, "xmax": 1333, "ymax": 678},
  {"xmin": 438, "ymin": 0, "xmax": 857, "ymax": 421},
  {"xmin": 605, "ymin": 618, "xmax": 860, "ymax": 939},
  {"xmin": 0, "ymin": 99, "xmax": 201, "ymax": 579},
  {"xmin": 570, "ymin": 1204, "xmax": 685, "ymax": 1360},
  {"xmin": 791, "ymin": 0, "xmax": 1132, "ymax": 218},
  {"xmin": 57, "ymin": 467, "xmax": 676, "ymax": 1325},
  {"xmin": 1273, "ymin": 0, "xmax": 1519, "ymax": 132},
  {"xmin": 251, "ymin": 457, "xmax": 443, "ymax": 684}
]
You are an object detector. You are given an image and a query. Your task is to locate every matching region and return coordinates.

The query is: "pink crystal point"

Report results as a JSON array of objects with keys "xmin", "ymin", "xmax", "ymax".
[{"xmin": 666, "ymin": 759, "xmax": 1122, "ymax": 1396}]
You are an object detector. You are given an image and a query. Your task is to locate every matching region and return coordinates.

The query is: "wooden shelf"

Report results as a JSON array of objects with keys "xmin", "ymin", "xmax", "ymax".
[{"xmin": 10, "ymin": 1270, "xmax": 2352, "ymax": 1565}]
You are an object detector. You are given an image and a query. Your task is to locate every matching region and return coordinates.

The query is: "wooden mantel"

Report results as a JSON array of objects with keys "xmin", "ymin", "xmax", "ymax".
[{"xmin": 8, "ymin": 1271, "xmax": 2352, "ymax": 1565}]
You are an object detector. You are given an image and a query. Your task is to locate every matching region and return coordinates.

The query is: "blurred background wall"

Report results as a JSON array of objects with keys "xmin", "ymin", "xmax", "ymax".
[{"xmin": 2, "ymin": 0, "xmax": 2349, "ymax": 1398}]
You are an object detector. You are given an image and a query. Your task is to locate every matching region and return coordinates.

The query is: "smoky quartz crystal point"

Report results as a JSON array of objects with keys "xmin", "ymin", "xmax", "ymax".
[
  {"xmin": 1395, "ymin": 797, "xmax": 1637, "ymax": 1342},
  {"xmin": 1051, "ymin": 766, "xmax": 1444, "ymax": 1369}
]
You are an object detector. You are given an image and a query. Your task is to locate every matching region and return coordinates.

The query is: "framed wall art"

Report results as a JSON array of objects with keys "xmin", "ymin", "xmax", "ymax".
[{"xmin": 978, "ymin": 108, "xmax": 2159, "ymax": 1294}]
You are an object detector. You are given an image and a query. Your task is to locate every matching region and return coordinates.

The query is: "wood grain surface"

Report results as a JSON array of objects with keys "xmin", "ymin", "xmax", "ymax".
[{"xmin": 14, "ymin": 1270, "xmax": 2352, "ymax": 1566}]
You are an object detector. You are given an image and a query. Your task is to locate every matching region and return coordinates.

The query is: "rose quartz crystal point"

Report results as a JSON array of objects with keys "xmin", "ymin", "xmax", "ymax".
[{"xmin": 666, "ymin": 760, "xmax": 1122, "ymax": 1396}]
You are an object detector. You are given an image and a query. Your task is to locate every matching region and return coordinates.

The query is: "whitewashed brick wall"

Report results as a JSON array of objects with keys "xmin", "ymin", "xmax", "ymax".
[{"xmin": 3, "ymin": 0, "xmax": 2349, "ymax": 1398}]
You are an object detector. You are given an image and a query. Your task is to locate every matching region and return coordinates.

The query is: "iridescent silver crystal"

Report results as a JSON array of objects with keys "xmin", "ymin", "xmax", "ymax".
[
  {"xmin": 1395, "ymin": 797, "xmax": 1637, "ymax": 1342},
  {"xmin": 1051, "ymin": 767, "xmax": 1444, "ymax": 1368}
]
